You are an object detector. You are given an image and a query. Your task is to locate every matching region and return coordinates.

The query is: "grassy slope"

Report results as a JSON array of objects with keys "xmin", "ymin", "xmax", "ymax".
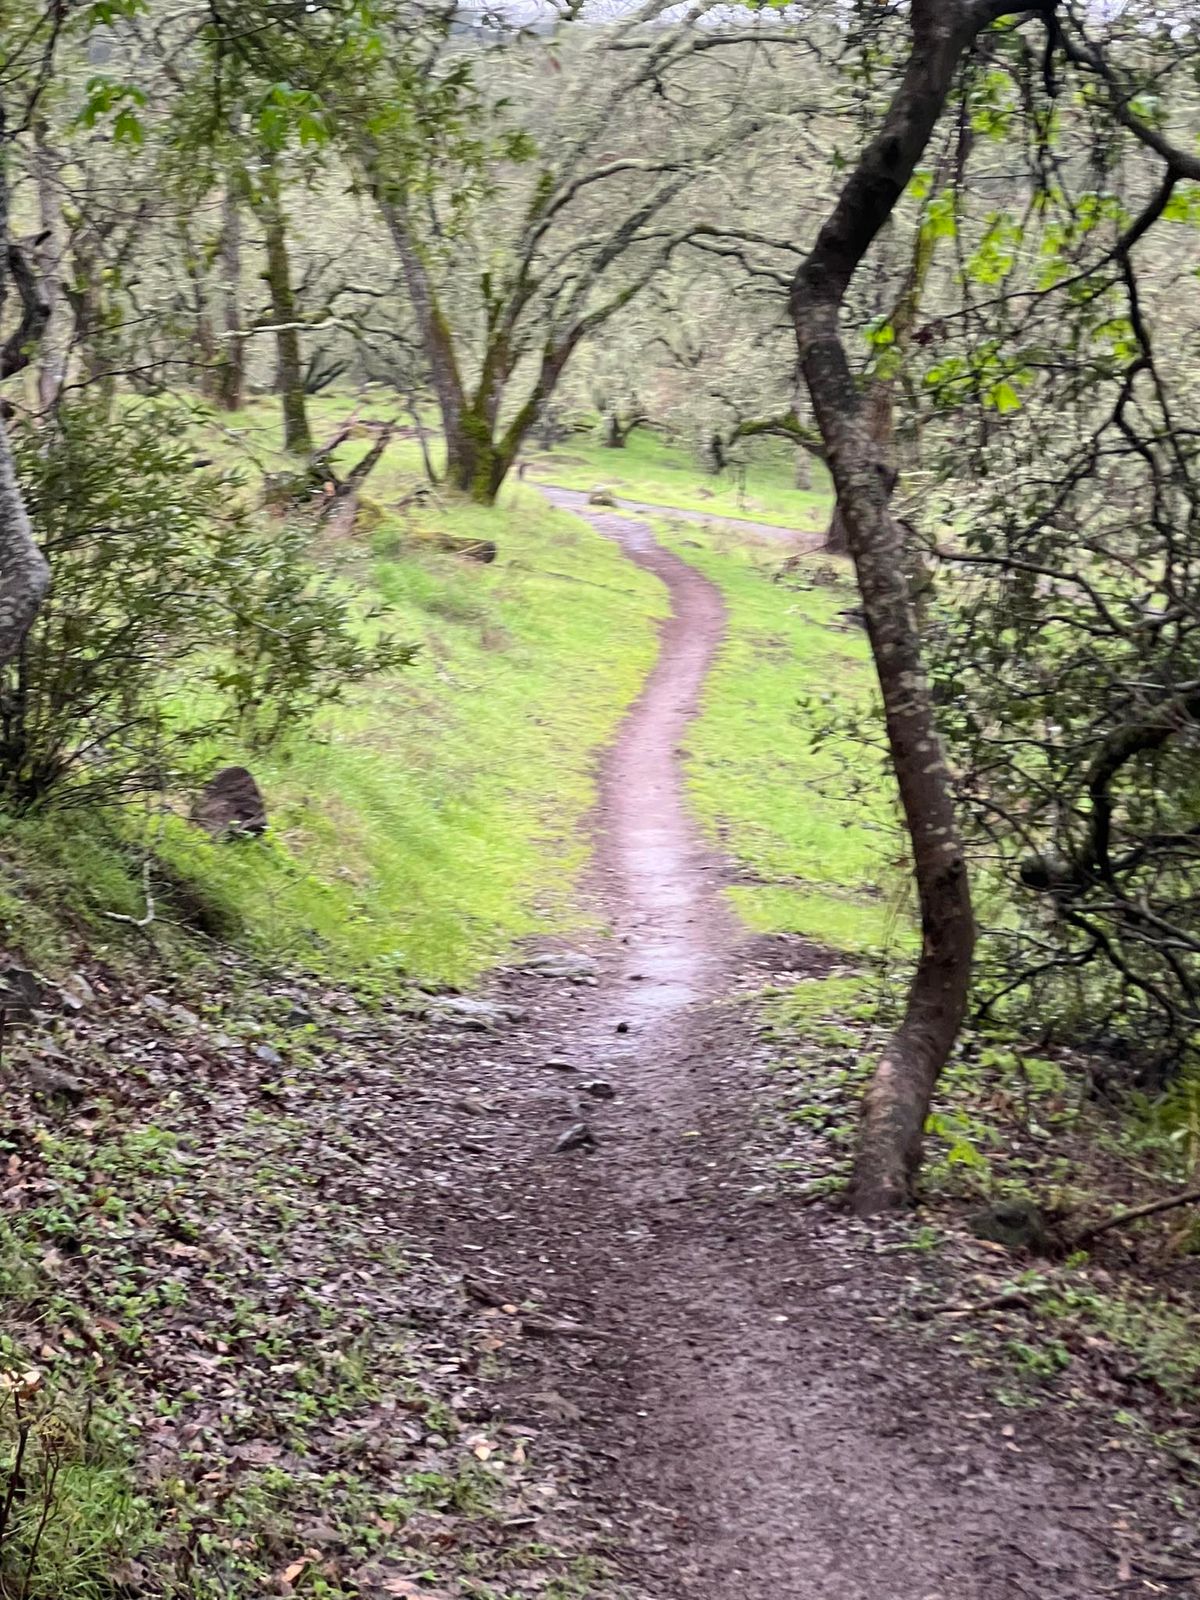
[
  {"xmin": 662, "ymin": 525, "xmax": 910, "ymax": 956},
  {"xmin": 527, "ymin": 426, "xmax": 833, "ymax": 532},
  {"xmin": 1, "ymin": 397, "xmax": 665, "ymax": 988},
  {"xmin": 164, "ymin": 401, "xmax": 669, "ymax": 985}
]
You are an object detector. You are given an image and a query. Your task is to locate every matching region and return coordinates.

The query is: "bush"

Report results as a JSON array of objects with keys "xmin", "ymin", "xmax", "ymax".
[{"xmin": 0, "ymin": 400, "xmax": 413, "ymax": 810}]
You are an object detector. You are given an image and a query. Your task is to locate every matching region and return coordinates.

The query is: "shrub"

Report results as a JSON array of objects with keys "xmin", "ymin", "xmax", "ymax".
[{"xmin": 0, "ymin": 400, "xmax": 413, "ymax": 810}]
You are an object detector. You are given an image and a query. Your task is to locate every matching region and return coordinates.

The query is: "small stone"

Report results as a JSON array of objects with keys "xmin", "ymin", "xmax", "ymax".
[
  {"xmin": 555, "ymin": 1122, "xmax": 596, "ymax": 1153},
  {"xmin": 587, "ymin": 486, "xmax": 617, "ymax": 508},
  {"xmin": 26, "ymin": 1063, "xmax": 88, "ymax": 1105},
  {"xmin": 581, "ymin": 1079, "xmax": 615, "ymax": 1100},
  {"xmin": 524, "ymin": 952, "xmax": 598, "ymax": 981},
  {"xmin": 0, "ymin": 966, "xmax": 44, "ymax": 1014},
  {"xmin": 429, "ymin": 997, "xmax": 525, "ymax": 1031},
  {"xmin": 615, "ymin": 1021, "xmax": 629, "ymax": 1034},
  {"xmin": 60, "ymin": 973, "xmax": 97, "ymax": 1012},
  {"xmin": 543, "ymin": 1057, "xmax": 576, "ymax": 1072},
  {"xmin": 254, "ymin": 1044, "xmax": 283, "ymax": 1067}
]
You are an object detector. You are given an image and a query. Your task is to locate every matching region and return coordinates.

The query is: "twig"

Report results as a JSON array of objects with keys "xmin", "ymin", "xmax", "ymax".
[
  {"xmin": 1073, "ymin": 1186, "xmax": 1200, "ymax": 1246},
  {"xmin": 463, "ymin": 1276, "xmax": 612, "ymax": 1341},
  {"xmin": 910, "ymin": 1287, "xmax": 1035, "ymax": 1322},
  {"xmin": 102, "ymin": 857, "xmax": 155, "ymax": 930}
]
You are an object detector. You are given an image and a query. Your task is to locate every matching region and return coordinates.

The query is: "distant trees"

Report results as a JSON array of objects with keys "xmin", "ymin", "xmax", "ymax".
[{"xmin": 355, "ymin": 18, "xmax": 818, "ymax": 503}]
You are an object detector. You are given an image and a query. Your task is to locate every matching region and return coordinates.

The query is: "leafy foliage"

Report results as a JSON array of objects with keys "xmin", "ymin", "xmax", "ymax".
[{"xmin": 0, "ymin": 401, "xmax": 410, "ymax": 810}]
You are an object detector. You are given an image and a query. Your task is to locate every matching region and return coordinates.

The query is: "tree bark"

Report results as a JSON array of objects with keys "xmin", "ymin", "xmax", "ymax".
[
  {"xmin": 791, "ymin": 0, "xmax": 983, "ymax": 1215},
  {"xmin": 215, "ymin": 174, "xmax": 245, "ymax": 412},
  {"xmin": 259, "ymin": 159, "xmax": 311, "ymax": 456},
  {"xmin": 32, "ymin": 120, "xmax": 67, "ymax": 413},
  {"xmin": 0, "ymin": 101, "xmax": 50, "ymax": 669}
]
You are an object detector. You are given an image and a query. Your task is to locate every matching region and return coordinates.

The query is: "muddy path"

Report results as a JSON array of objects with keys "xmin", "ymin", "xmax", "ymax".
[{"xmin": 403, "ymin": 494, "xmax": 1159, "ymax": 1599}]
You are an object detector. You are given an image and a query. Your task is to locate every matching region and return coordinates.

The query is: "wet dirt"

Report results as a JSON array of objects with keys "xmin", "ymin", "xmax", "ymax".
[{"xmin": 413, "ymin": 494, "xmax": 1161, "ymax": 1598}]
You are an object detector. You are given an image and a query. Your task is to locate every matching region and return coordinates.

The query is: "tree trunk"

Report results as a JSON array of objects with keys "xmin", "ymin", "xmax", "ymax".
[
  {"xmin": 824, "ymin": 501, "xmax": 849, "ymax": 554},
  {"xmin": 259, "ymin": 160, "xmax": 311, "ymax": 456},
  {"xmin": 791, "ymin": 0, "xmax": 981, "ymax": 1216},
  {"xmin": 32, "ymin": 121, "xmax": 67, "ymax": 413},
  {"xmin": 65, "ymin": 230, "xmax": 116, "ymax": 415},
  {"xmin": 215, "ymin": 175, "xmax": 245, "ymax": 412},
  {"xmin": 0, "ymin": 102, "xmax": 50, "ymax": 669},
  {"xmin": 603, "ymin": 409, "xmax": 624, "ymax": 449}
]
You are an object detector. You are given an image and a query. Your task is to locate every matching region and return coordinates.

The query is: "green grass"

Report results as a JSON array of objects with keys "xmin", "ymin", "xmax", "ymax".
[
  {"xmin": 658, "ymin": 523, "xmax": 912, "ymax": 956},
  {"xmin": 1, "ymin": 396, "xmax": 665, "ymax": 988},
  {"xmin": 530, "ymin": 425, "xmax": 832, "ymax": 532}
]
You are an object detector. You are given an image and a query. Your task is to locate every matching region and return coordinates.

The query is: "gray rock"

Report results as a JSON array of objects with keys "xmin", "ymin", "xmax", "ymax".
[
  {"xmin": 587, "ymin": 487, "xmax": 617, "ymax": 508},
  {"xmin": 429, "ymin": 996, "xmax": 526, "ymax": 1031},
  {"xmin": 60, "ymin": 973, "xmax": 97, "ymax": 1012},
  {"xmin": 0, "ymin": 966, "xmax": 44, "ymax": 1014},
  {"xmin": 581, "ymin": 1079, "xmax": 615, "ymax": 1100},
  {"xmin": 191, "ymin": 766, "xmax": 267, "ymax": 838},
  {"xmin": 555, "ymin": 1121, "xmax": 596, "ymax": 1153},
  {"xmin": 968, "ymin": 1198, "xmax": 1051, "ymax": 1255},
  {"xmin": 524, "ymin": 952, "xmax": 598, "ymax": 981},
  {"xmin": 254, "ymin": 1043, "xmax": 283, "ymax": 1067}
]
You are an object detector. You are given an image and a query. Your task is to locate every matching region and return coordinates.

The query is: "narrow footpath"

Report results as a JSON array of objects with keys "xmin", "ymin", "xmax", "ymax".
[{"xmin": 420, "ymin": 493, "xmax": 1134, "ymax": 1598}]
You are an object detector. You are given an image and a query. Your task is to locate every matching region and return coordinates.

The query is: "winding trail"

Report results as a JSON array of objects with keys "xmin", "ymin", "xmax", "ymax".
[
  {"xmin": 417, "ymin": 493, "xmax": 1140, "ymax": 1597},
  {"xmin": 476, "ymin": 491, "xmax": 1118, "ymax": 1598}
]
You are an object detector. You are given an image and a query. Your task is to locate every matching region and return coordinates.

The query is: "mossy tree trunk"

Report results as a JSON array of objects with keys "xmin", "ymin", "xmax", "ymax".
[
  {"xmin": 258, "ymin": 158, "xmax": 311, "ymax": 457},
  {"xmin": 373, "ymin": 186, "xmax": 644, "ymax": 507}
]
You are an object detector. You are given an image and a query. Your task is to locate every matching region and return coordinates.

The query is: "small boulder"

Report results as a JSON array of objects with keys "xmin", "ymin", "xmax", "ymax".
[
  {"xmin": 587, "ymin": 487, "xmax": 617, "ymax": 508},
  {"xmin": 60, "ymin": 972, "xmax": 97, "ymax": 1012},
  {"xmin": 524, "ymin": 952, "xmax": 598, "ymax": 981},
  {"xmin": 968, "ymin": 1198, "xmax": 1051, "ymax": 1255},
  {"xmin": 192, "ymin": 767, "xmax": 268, "ymax": 839}
]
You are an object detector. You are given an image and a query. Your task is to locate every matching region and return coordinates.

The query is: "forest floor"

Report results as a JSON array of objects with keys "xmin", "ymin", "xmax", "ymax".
[{"xmin": 3, "ymin": 481, "xmax": 1199, "ymax": 1598}]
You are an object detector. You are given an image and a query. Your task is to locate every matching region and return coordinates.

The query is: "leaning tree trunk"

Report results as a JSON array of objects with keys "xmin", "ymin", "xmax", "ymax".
[
  {"xmin": 791, "ymin": 0, "xmax": 983, "ymax": 1215},
  {"xmin": 259, "ymin": 160, "xmax": 311, "ymax": 456},
  {"xmin": 0, "ymin": 101, "xmax": 50, "ymax": 669}
]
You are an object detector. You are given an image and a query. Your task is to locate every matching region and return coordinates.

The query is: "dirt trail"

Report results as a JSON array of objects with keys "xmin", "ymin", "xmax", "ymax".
[
  {"xmin": 433, "ymin": 493, "xmax": 1133, "ymax": 1599},
  {"xmin": 540, "ymin": 481, "xmax": 822, "ymax": 547}
]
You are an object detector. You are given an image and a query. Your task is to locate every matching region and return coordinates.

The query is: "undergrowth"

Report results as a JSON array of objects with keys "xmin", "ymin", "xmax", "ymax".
[{"xmin": 0, "ymin": 397, "xmax": 665, "ymax": 988}]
